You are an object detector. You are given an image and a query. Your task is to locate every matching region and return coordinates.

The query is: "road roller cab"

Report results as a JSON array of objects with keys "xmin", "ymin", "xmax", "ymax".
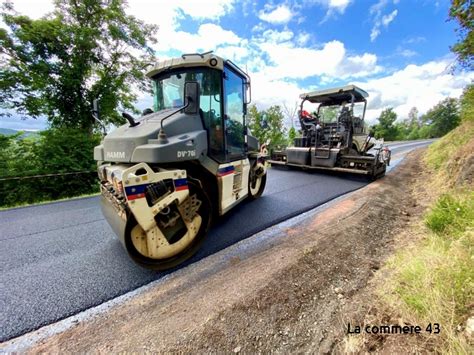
[{"xmin": 94, "ymin": 52, "xmax": 267, "ymax": 270}]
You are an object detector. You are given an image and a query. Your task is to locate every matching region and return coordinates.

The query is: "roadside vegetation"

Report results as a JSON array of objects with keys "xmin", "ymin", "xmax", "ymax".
[
  {"xmin": 376, "ymin": 85, "xmax": 473, "ymax": 353},
  {"xmin": 0, "ymin": 129, "xmax": 101, "ymax": 207},
  {"xmin": 371, "ymin": 98, "xmax": 461, "ymax": 141}
]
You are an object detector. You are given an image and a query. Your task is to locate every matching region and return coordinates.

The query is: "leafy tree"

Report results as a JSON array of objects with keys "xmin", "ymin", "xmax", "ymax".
[
  {"xmin": 247, "ymin": 105, "xmax": 287, "ymax": 149},
  {"xmin": 0, "ymin": 0, "xmax": 157, "ymax": 131},
  {"xmin": 417, "ymin": 124, "xmax": 433, "ymax": 139},
  {"xmin": 406, "ymin": 125, "xmax": 420, "ymax": 140},
  {"xmin": 287, "ymin": 126, "xmax": 297, "ymax": 145},
  {"xmin": 373, "ymin": 107, "xmax": 399, "ymax": 141},
  {"xmin": 422, "ymin": 98, "xmax": 460, "ymax": 137},
  {"xmin": 449, "ymin": 0, "xmax": 473, "ymax": 70},
  {"xmin": 394, "ymin": 119, "xmax": 412, "ymax": 141}
]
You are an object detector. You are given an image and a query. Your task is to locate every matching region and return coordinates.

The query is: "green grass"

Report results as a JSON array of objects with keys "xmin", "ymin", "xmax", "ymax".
[
  {"xmin": 379, "ymin": 108, "xmax": 474, "ymax": 353},
  {"xmin": 425, "ymin": 192, "xmax": 474, "ymax": 237},
  {"xmin": 425, "ymin": 120, "xmax": 474, "ymax": 171},
  {"xmin": 382, "ymin": 189, "xmax": 473, "ymax": 353}
]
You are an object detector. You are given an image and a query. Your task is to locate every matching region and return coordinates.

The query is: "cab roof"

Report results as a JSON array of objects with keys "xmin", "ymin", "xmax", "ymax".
[
  {"xmin": 146, "ymin": 52, "xmax": 225, "ymax": 78},
  {"xmin": 300, "ymin": 85, "xmax": 369, "ymax": 104}
]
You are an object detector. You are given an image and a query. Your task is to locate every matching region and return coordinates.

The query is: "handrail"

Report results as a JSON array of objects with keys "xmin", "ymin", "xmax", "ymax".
[{"xmin": 181, "ymin": 51, "xmax": 213, "ymax": 59}]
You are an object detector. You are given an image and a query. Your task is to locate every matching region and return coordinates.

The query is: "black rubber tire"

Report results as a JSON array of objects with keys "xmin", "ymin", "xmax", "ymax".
[
  {"xmin": 248, "ymin": 172, "xmax": 267, "ymax": 200},
  {"xmin": 124, "ymin": 179, "xmax": 212, "ymax": 271},
  {"xmin": 369, "ymin": 164, "xmax": 386, "ymax": 181}
]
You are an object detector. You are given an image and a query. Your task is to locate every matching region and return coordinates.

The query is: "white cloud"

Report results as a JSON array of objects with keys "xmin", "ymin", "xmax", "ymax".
[
  {"xmin": 215, "ymin": 45, "xmax": 250, "ymax": 62},
  {"xmin": 124, "ymin": 0, "xmax": 236, "ymax": 54},
  {"xmin": 255, "ymin": 40, "xmax": 381, "ymax": 81},
  {"xmin": 397, "ymin": 48, "xmax": 417, "ymax": 58},
  {"xmin": 159, "ymin": 23, "xmax": 242, "ymax": 53},
  {"xmin": 370, "ymin": 29, "xmax": 381, "ymax": 42},
  {"xmin": 259, "ymin": 40, "xmax": 345, "ymax": 79},
  {"xmin": 403, "ymin": 36, "xmax": 426, "ymax": 44},
  {"xmin": 296, "ymin": 32, "xmax": 311, "ymax": 46},
  {"xmin": 309, "ymin": 0, "xmax": 352, "ymax": 14},
  {"xmin": 258, "ymin": 4, "xmax": 294, "ymax": 25},
  {"xmin": 127, "ymin": 0, "xmax": 235, "ymax": 24},
  {"xmin": 172, "ymin": 0, "xmax": 235, "ymax": 19},
  {"xmin": 252, "ymin": 22, "xmax": 267, "ymax": 32},
  {"xmin": 369, "ymin": 1, "xmax": 399, "ymax": 42},
  {"xmin": 250, "ymin": 73, "xmax": 303, "ymax": 110},
  {"xmin": 356, "ymin": 59, "xmax": 474, "ymax": 123},
  {"xmin": 339, "ymin": 53, "xmax": 382, "ymax": 78},
  {"xmin": 312, "ymin": 0, "xmax": 352, "ymax": 22},
  {"xmin": 382, "ymin": 9, "xmax": 398, "ymax": 26},
  {"xmin": 327, "ymin": 0, "xmax": 352, "ymax": 13},
  {"xmin": 260, "ymin": 29, "xmax": 294, "ymax": 43},
  {"xmin": 242, "ymin": 0, "xmax": 258, "ymax": 17}
]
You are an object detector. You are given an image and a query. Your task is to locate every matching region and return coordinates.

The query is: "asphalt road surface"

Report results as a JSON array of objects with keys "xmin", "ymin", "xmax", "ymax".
[{"xmin": 0, "ymin": 140, "xmax": 433, "ymax": 342}]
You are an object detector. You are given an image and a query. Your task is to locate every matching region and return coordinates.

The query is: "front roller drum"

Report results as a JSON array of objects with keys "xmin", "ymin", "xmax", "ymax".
[{"xmin": 125, "ymin": 179, "xmax": 211, "ymax": 270}]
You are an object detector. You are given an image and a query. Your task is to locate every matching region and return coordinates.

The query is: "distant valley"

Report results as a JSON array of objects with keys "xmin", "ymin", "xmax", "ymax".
[{"xmin": 0, "ymin": 128, "xmax": 41, "ymax": 138}]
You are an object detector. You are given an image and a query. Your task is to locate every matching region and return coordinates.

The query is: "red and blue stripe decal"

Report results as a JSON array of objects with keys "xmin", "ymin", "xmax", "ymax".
[
  {"xmin": 174, "ymin": 178, "xmax": 188, "ymax": 191},
  {"xmin": 217, "ymin": 166, "xmax": 235, "ymax": 177},
  {"xmin": 124, "ymin": 184, "xmax": 147, "ymax": 201},
  {"xmin": 124, "ymin": 178, "xmax": 188, "ymax": 200}
]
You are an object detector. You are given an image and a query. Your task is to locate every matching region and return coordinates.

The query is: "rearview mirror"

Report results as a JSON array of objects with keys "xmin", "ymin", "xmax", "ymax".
[{"xmin": 184, "ymin": 81, "xmax": 200, "ymax": 115}]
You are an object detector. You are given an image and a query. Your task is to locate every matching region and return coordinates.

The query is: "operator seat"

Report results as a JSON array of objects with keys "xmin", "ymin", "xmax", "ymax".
[
  {"xmin": 338, "ymin": 107, "xmax": 351, "ymax": 126},
  {"xmin": 299, "ymin": 111, "xmax": 322, "ymax": 148}
]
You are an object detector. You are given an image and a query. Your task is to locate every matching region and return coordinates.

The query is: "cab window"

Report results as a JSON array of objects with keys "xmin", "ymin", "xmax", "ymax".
[
  {"xmin": 199, "ymin": 70, "xmax": 225, "ymax": 161},
  {"xmin": 224, "ymin": 67, "xmax": 245, "ymax": 159},
  {"xmin": 153, "ymin": 68, "xmax": 225, "ymax": 161}
]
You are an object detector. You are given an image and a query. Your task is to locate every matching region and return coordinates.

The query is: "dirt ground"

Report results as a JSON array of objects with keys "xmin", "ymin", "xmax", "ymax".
[{"xmin": 28, "ymin": 150, "xmax": 427, "ymax": 354}]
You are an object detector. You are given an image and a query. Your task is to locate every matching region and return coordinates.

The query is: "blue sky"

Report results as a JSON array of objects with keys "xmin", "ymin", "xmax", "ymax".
[{"xmin": 2, "ymin": 0, "xmax": 472, "ymax": 130}]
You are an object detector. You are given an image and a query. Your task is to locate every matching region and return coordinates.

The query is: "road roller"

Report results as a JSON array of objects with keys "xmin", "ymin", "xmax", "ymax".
[{"xmin": 93, "ymin": 52, "xmax": 267, "ymax": 270}]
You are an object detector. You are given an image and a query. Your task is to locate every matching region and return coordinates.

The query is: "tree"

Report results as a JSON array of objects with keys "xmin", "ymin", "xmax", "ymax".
[
  {"xmin": 247, "ymin": 105, "xmax": 287, "ymax": 149},
  {"xmin": 422, "ymin": 98, "xmax": 460, "ymax": 137},
  {"xmin": 373, "ymin": 107, "xmax": 399, "ymax": 141},
  {"xmin": 408, "ymin": 107, "xmax": 420, "ymax": 129},
  {"xmin": 0, "ymin": 0, "xmax": 157, "ymax": 131},
  {"xmin": 449, "ymin": 0, "xmax": 473, "ymax": 70},
  {"xmin": 399, "ymin": 106, "xmax": 420, "ymax": 140},
  {"xmin": 287, "ymin": 126, "xmax": 297, "ymax": 145},
  {"xmin": 282, "ymin": 101, "xmax": 298, "ymax": 128},
  {"xmin": 394, "ymin": 119, "xmax": 412, "ymax": 140}
]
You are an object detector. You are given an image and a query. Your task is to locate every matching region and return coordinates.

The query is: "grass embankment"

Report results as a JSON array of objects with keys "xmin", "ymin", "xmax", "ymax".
[{"xmin": 379, "ymin": 116, "xmax": 473, "ymax": 352}]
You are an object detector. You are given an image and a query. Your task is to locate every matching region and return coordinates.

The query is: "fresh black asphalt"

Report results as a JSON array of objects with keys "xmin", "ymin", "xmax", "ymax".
[{"xmin": 0, "ymin": 141, "xmax": 432, "ymax": 341}]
